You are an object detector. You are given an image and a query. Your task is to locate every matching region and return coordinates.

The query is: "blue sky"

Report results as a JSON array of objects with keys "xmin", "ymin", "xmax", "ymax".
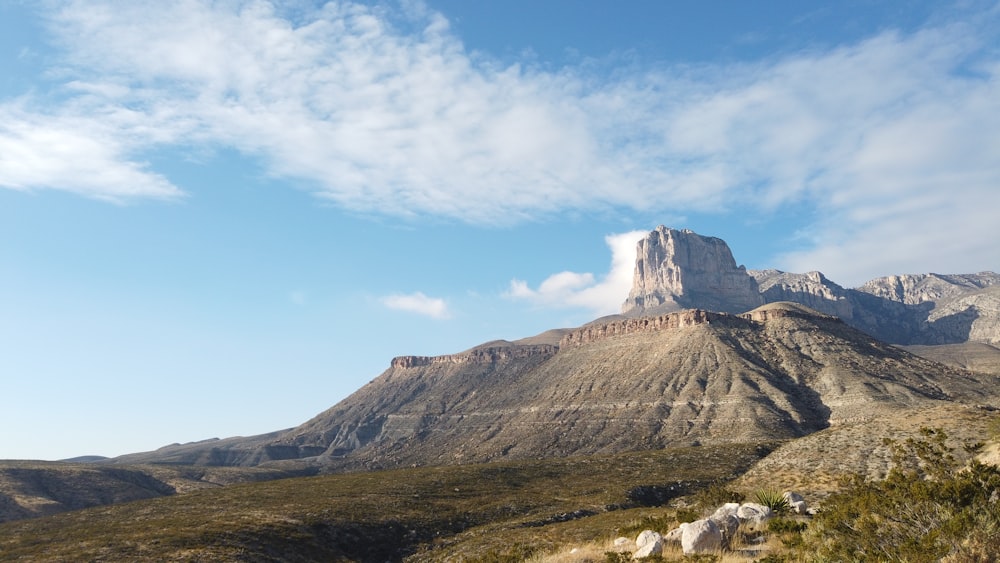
[{"xmin": 1, "ymin": 0, "xmax": 998, "ymax": 460}]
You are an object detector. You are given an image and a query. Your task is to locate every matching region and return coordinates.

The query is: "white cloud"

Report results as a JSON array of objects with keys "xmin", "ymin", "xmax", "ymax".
[
  {"xmin": 0, "ymin": 103, "xmax": 182, "ymax": 201},
  {"xmin": 657, "ymin": 23, "xmax": 1000, "ymax": 284},
  {"xmin": 4, "ymin": 2, "xmax": 999, "ymax": 281},
  {"xmin": 381, "ymin": 291, "xmax": 451, "ymax": 319},
  {"xmin": 507, "ymin": 230, "xmax": 646, "ymax": 316}
]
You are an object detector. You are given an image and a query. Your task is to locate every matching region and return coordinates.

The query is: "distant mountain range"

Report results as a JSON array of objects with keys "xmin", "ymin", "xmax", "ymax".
[
  {"xmin": 108, "ymin": 226, "xmax": 1000, "ymax": 470},
  {"xmin": 5, "ymin": 225, "xmax": 1000, "ymax": 531},
  {"xmin": 624, "ymin": 226, "xmax": 1000, "ymax": 346}
]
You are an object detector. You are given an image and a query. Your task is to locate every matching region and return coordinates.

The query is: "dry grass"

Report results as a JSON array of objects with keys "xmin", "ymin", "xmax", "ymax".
[{"xmin": 0, "ymin": 444, "xmax": 772, "ymax": 562}]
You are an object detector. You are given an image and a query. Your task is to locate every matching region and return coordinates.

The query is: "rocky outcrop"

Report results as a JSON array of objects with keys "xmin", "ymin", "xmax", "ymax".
[
  {"xmin": 751, "ymin": 270, "xmax": 855, "ymax": 320},
  {"xmin": 560, "ymin": 309, "xmax": 733, "ymax": 347},
  {"xmin": 856, "ymin": 273, "xmax": 1000, "ymax": 305},
  {"xmin": 622, "ymin": 226, "xmax": 763, "ymax": 315},
  {"xmin": 619, "ymin": 227, "xmax": 1000, "ymax": 346},
  {"xmin": 753, "ymin": 270, "xmax": 1000, "ymax": 345},
  {"xmin": 391, "ymin": 344, "xmax": 559, "ymax": 368}
]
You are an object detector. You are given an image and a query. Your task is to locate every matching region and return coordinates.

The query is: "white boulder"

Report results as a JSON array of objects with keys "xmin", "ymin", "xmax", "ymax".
[
  {"xmin": 681, "ymin": 518, "xmax": 722, "ymax": 555},
  {"xmin": 782, "ymin": 491, "xmax": 804, "ymax": 504},
  {"xmin": 711, "ymin": 502, "xmax": 740, "ymax": 520},
  {"xmin": 736, "ymin": 502, "xmax": 774, "ymax": 529},
  {"xmin": 633, "ymin": 530, "xmax": 663, "ymax": 558},
  {"xmin": 783, "ymin": 491, "xmax": 809, "ymax": 515},
  {"xmin": 709, "ymin": 513, "xmax": 740, "ymax": 546},
  {"xmin": 635, "ymin": 529, "xmax": 662, "ymax": 548}
]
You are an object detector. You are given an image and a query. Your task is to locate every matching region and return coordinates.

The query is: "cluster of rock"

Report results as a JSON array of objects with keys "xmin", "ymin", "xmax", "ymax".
[
  {"xmin": 390, "ymin": 344, "xmax": 558, "ymax": 368},
  {"xmin": 623, "ymin": 226, "xmax": 1000, "ymax": 346},
  {"xmin": 614, "ymin": 492, "xmax": 809, "ymax": 558},
  {"xmin": 558, "ymin": 309, "xmax": 732, "ymax": 347}
]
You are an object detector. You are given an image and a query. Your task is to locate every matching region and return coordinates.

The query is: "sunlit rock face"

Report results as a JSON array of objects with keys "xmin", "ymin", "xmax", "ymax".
[{"xmin": 622, "ymin": 226, "xmax": 764, "ymax": 316}]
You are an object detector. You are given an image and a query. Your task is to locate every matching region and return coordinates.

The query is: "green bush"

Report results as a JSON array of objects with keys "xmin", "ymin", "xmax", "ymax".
[
  {"xmin": 799, "ymin": 428, "xmax": 1000, "ymax": 562},
  {"xmin": 767, "ymin": 517, "xmax": 807, "ymax": 534},
  {"xmin": 753, "ymin": 487, "xmax": 789, "ymax": 515},
  {"xmin": 674, "ymin": 507, "xmax": 700, "ymax": 524}
]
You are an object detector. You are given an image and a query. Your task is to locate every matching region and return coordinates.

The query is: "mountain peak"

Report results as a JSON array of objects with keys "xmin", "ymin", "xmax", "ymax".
[{"xmin": 621, "ymin": 226, "xmax": 764, "ymax": 315}]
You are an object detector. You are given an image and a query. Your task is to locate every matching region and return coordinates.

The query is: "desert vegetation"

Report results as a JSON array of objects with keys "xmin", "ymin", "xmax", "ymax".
[
  {"xmin": 2, "ymin": 426, "xmax": 998, "ymax": 561},
  {"xmin": 0, "ymin": 444, "xmax": 772, "ymax": 561}
]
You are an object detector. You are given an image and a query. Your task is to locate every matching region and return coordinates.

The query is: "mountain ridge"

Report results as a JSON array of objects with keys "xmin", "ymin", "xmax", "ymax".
[
  {"xmin": 105, "ymin": 226, "xmax": 1000, "ymax": 470},
  {"xmin": 111, "ymin": 303, "xmax": 998, "ymax": 470}
]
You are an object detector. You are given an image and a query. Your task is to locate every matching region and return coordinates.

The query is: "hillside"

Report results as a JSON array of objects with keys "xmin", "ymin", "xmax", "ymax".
[
  {"xmin": 903, "ymin": 341, "xmax": 1000, "ymax": 375},
  {"xmin": 0, "ymin": 444, "xmax": 772, "ymax": 562},
  {"xmin": 112, "ymin": 303, "xmax": 998, "ymax": 470},
  {"xmin": 0, "ymin": 462, "xmax": 306, "ymax": 523}
]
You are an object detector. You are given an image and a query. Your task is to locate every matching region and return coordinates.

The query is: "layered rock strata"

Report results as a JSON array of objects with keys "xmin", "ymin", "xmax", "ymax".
[{"xmin": 113, "ymin": 304, "xmax": 998, "ymax": 469}]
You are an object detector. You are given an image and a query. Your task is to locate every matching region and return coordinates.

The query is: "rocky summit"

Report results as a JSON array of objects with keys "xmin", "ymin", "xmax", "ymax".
[
  {"xmin": 624, "ymin": 226, "xmax": 1000, "ymax": 346},
  {"xmin": 622, "ymin": 226, "xmax": 764, "ymax": 315}
]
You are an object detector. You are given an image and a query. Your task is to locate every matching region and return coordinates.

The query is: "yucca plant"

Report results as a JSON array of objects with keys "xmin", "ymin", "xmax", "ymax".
[{"xmin": 753, "ymin": 488, "xmax": 789, "ymax": 515}]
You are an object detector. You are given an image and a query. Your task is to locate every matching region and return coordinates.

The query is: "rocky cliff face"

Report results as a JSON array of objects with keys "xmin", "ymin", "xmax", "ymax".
[
  {"xmin": 623, "ymin": 227, "xmax": 1000, "ymax": 346},
  {"xmin": 856, "ymin": 272, "xmax": 1000, "ymax": 305},
  {"xmin": 750, "ymin": 270, "xmax": 855, "ymax": 320},
  {"xmin": 622, "ymin": 226, "xmax": 763, "ymax": 315},
  {"xmin": 750, "ymin": 271, "xmax": 1000, "ymax": 345}
]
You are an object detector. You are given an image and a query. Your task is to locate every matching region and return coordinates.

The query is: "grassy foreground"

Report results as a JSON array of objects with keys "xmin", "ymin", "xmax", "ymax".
[{"xmin": 0, "ymin": 443, "xmax": 773, "ymax": 562}]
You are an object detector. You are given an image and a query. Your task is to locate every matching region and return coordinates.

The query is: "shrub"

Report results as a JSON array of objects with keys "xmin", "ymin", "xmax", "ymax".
[
  {"xmin": 674, "ymin": 507, "xmax": 700, "ymax": 524},
  {"xmin": 767, "ymin": 518, "xmax": 806, "ymax": 534},
  {"xmin": 753, "ymin": 488, "xmax": 789, "ymax": 515},
  {"xmin": 799, "ymin": 428, "xmax": 1000, "ymax": 562}
]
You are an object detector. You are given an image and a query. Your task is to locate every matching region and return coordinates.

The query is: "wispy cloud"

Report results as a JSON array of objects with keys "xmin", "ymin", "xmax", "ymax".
[
  {"xmin": 2, "ymin": 1, "xmax": 998, "ymax": 281},
  {"xmin": 381, "ymin": 291, "xmax": 451, "ymax": 319},
  {"xmin": 0, "ymin": 103, "xmax": 182, "ymax": 201},
  {"xmin": 507, "ymin": 230, "xmax": 646, "ymax": 316}
]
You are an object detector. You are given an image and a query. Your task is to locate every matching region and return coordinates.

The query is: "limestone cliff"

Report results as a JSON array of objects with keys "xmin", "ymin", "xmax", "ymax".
[
  {"xmin": 750, "ymin": 270, "xmax": 1000, "ymax": 345},
  {"xmin": 622, "ymin": 226, "xmax": 763, "ymax": 315},
  {"xmin": 621, "ymin": 227, "xmax": 999, "ymax": 346},
  {"xmin": 750, "ymin": 270, "xmax": 855, "ymax": 320},
  {"xmin": 856, "ymin": 272, "xmax": 1000, "ymax": 305}
]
